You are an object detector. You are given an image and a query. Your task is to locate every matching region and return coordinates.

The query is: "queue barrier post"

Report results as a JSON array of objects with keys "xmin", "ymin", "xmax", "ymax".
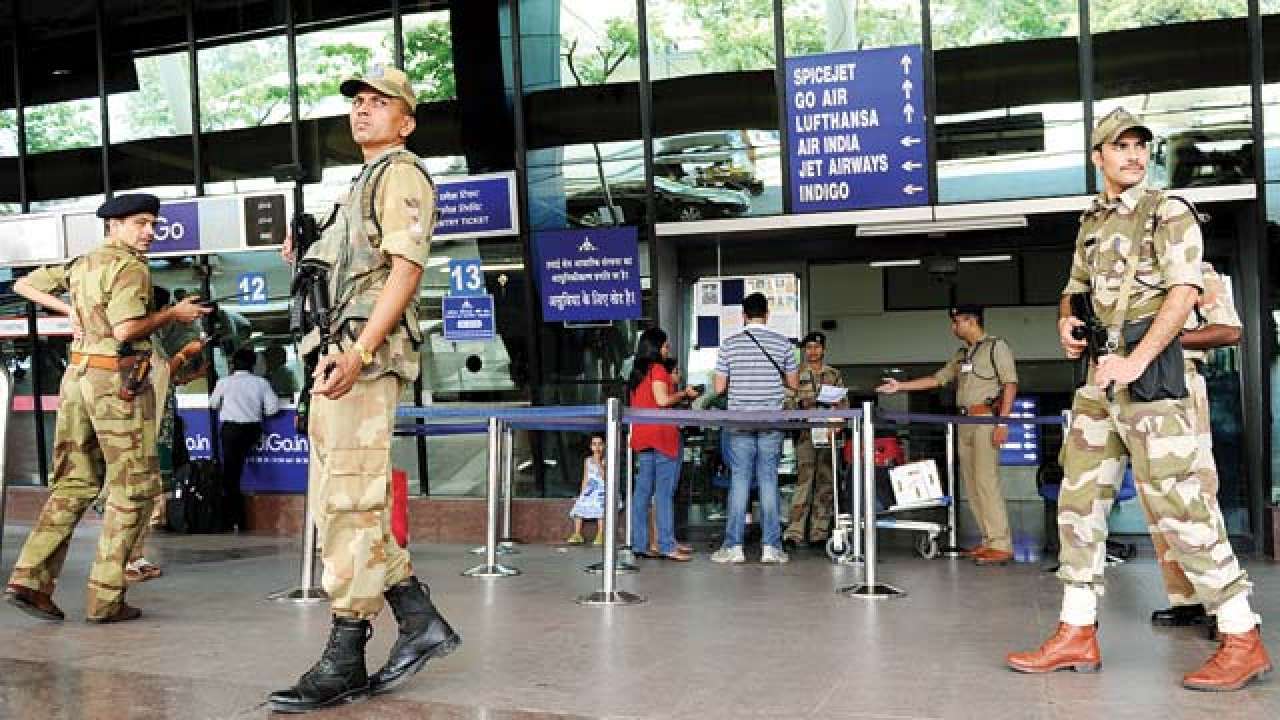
[
  {"xmin": 0, "ymin": 365, "xmax": 12, "ymax": 562},
  {"xmin": 463, "ymin": 417, "xmax": 520, "ymax": 577},
  {"xmin": 848, "ymin": 416, "xmax": 863, "ymax": 563},
  {"xmin": 587, "ymin": 426, "xmax": 637, "ymax": 574},
  {"xmin": 939, "ymin": 422, "xmax": 965, "ymax": 557},
  {"xmin": 499, "ymin": 421, "xmax": 522, "ymax": 551},
  {"xmin": 578, "ymin": 397, "xmax": 644, "ymax": 606},
  {"xmin": 268, "ymin": 469, "xmax": 328, "ymax": 604},
  {"xmin": 842, "ymin": 401, "xmax": 905, "ymax": 599}
]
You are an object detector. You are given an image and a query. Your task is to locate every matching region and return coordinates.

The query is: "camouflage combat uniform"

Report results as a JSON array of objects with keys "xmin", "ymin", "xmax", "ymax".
[
  {"xmin": 1058, "ymin": 186, "xmax": 1249, "ymax": 611},
  {"xmin": 302, "ymin": 147, "xmax": 436, "ymax": 619},
  {"xmin": 1147, "ymin": 263, "xmax": 1240, "ymax": 606},
  {"xmin": 783, "ymin": 364, "xmax": 845, "ymax": 544},
  {"xmin": 7, "ymin": 243, "xmax": 159, "ymax": 619},
  {"xmin": 934, "ymin": 333, "xmax": 1017, "ymax": 553}
]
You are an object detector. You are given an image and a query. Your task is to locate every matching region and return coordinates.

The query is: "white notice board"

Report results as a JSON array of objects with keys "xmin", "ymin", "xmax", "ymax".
[{"xmin": 693, "ymin": 274, "xmax": 801, "ymax": 348}]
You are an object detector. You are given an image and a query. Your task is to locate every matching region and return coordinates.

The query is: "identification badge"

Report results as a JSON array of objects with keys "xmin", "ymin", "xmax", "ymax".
[
  {"xmin": 960, "ymin": 363, "xmax": 974, "ymax": 374},
  {"xmin": 811, "ymin": 427, "xmax": 831, "ymax": 447}
]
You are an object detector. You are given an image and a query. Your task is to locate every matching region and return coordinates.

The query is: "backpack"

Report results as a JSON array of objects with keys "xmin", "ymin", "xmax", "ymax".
[{"xmin": 167, "ymin": 460, "xmax": 226, "ymax": 534}]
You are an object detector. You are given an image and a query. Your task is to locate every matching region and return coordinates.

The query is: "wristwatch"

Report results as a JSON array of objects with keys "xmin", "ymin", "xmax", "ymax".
[{"xmin": 351, "ymin": 341, "xmax": 374, "ymax": 366}]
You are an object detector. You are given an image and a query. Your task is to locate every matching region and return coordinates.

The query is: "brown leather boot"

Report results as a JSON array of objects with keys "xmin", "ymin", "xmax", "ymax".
[
  {"xmin": 1007, "ymin": 623, "xmax": 1101, "ymax": 673},
  {"xmin": 4, "ymin": 584, "xmax": 64, "ymax": 622},
  {"xmin": 975, "ymin": 548, "xmax": 1014, "ymax": 566},
  {"xmin": 1182, "ymin": 627, "xmax": 1272, "ymax": 691}
]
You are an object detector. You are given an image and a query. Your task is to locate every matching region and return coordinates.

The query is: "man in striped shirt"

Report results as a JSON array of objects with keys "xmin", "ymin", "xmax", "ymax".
[{"xmin": 711, "ymin": 293, "xmax": 799, "ymax": 564}]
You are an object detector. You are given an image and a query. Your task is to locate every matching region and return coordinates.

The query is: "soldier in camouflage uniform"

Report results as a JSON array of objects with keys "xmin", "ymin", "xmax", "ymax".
[
  {"xmin": 1148, "ymin": 263, "xmax": 1240, "ymax": 632},
  {"xmin": 3, "ymin": 193, "xmax": 210, "ymax": 624},
  {"xmin": 1007, "ymin": 109, "xmax": 1271, "ymax": 691},
  {"xmin": 125, "ymin": 290, "xmax": 209, "ymax": 582},
  {"xmin": 268, "ymin": 66, "xmax": 459, "ymax": 714},
  {"xmin": 783, "ymin": 331, "xmax": 846, "ymax": 547}
]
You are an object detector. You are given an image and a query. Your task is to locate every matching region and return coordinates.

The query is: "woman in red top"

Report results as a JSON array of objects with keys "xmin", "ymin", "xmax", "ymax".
[{"xmin": 628, "ymin": 328, "xmax": 699, "ymax": 561}]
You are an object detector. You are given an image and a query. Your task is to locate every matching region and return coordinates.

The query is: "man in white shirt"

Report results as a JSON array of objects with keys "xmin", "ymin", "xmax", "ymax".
[{"xmin": 209, "ymin": 347, "xmax": 280, "ymax": 531}]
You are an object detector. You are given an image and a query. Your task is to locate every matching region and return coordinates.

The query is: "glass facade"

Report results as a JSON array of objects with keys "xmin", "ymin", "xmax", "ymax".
[{"xmin": 0, "ymin": 1, "xmax": 1277, "ymax": 529}]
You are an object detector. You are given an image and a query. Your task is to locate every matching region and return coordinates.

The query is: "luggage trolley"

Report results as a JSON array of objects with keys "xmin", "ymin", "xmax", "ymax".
[{"xmin": 827, "ymin": 434, "xmax": 949, "ymax": 563}]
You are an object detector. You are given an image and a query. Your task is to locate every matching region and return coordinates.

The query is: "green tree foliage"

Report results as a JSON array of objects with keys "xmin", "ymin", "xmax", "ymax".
[
  {"xmin": 563, "ymin": 17, "xmax": 638, "ymax": 85},
  {"xmin": 680, "ymin": 0, "xmax": 777, "ymax": 72},
  {"xmin": 23, "ymin": 102, "xmax": 101, "ymax": 154},
  {"xmin": 403, "ymin": 18, "xmax": 456, "ymax": 100},
  {"xmin": 931, "ymin": 0, "xmax": 1076, "ymax": 48},
  {"xmin": 1090, "ymin": 0, "xmax": 1245, "ymax": 32}
]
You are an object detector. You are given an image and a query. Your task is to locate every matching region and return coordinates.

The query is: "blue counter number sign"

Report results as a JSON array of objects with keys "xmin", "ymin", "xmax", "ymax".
[
  {"xmin": 448, "ymin": 258, "xmax": 484, "ymax": 296},
  {"xmin": 237, "ymin": 272, "xmax": 267, "ymax": 304}
]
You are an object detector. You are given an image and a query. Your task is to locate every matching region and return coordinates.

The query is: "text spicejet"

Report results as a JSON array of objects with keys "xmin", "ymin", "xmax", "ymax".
[{"xmin": 792, "ymin": 63, "xmax": 857, "ymax": 86}]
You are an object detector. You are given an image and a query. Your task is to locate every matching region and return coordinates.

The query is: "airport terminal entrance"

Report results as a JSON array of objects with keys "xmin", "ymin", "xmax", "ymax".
[{"xmin": 661, "ymin": 199, "xmax": 1257, "ymax": 552}]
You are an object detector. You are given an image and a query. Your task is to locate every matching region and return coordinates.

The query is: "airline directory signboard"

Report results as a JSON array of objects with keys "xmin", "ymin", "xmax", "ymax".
[{"xmin": 785, "ymin": 45, "xmax": 929, "ymax": 213}]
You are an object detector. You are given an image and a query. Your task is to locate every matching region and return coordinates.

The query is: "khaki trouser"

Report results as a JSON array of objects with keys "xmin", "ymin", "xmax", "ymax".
[
  {"xmin": 1058, "ymin": 380, "xmax": 1247, "ymax": 610},
  {"xmin": 784, "ymin": 433, "xmax": 835, "ymax": 543},
  {"xmin": 1152, "ymin": 369, "xmax": 1221, "ymax": 606},
  {"xmin": 958, "ymin": 424, "xmax": 1012, "ymax": 553},
  {"xmin": 308, "ymin": 373, "xmax": 413, "ymax": 619},
  {"xmin": 9, "ymin": 364, "xmax": 159, "ymax": 618}
]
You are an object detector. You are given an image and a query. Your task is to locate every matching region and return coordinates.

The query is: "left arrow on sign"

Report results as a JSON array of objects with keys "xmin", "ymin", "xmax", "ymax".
[
  {"xmin": 901, "ymin": 160, "xmax": 923, "ymax": 172},
  {"xmin": 903, "ymin": 184, "xmax": 924, "ymax": 195},
  {"xmin": 900, "ymin": 136, "xmax": 922, "ymax": 147}
]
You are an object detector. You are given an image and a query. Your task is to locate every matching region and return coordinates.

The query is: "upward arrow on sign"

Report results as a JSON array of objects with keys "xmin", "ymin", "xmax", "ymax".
[
  {"xmin": 903, "ymin": 103, "xmax": 915, "ymax": 123},
  {"xmin": 900, "ymin": 54, "xmax": 912, "ymax": 74},
  {"xmin": 902, "ymin": 78, "xmax": 913, "ymax": 99}
]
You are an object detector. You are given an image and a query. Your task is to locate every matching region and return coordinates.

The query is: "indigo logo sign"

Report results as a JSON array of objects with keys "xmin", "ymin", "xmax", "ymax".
[{"xmin": 152, "ymin": 201, "xmax": 201, "ymax": 253}]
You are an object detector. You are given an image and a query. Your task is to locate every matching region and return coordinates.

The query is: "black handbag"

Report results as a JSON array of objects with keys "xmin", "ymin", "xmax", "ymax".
[{"xmin": 1121, "ymin": 318, "xmax": 1188, "ymax": 402}]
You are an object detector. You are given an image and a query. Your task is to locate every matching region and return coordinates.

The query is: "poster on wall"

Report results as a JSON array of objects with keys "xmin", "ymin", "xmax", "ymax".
[
  {"xmin": 179, "ymin": 407, "xmax": 309, "ymax": 494},
  {"xmin": 785, "ymin": 44, "xmax": 929, "ymax": 213},
  {"xmin": 694, "ymin": 274, "xmax": 801, "ymax": 348}
]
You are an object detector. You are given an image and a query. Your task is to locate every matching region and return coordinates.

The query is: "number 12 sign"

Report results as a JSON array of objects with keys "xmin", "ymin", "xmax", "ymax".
[{"xmin": 237, "ymin": 272, "xmax": 268, "ymax": 304}]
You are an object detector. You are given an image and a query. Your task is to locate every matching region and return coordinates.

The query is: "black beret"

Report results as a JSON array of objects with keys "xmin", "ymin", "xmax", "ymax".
[
  {"xmin": 96, "ymin": 193, "xmax": 160, "ymax": 219},
  {"xmin": 948, "ymin": 304, "xmax": 984, "ymax": 319},
  {"xmin": 801, "ymin": 331, "xmax": 826, "ymax": 347}
]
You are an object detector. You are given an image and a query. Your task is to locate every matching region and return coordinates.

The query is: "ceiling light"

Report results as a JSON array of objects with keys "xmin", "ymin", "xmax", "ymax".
[
  {"xmin": 856, "ymin": 215, "xmax": 1028, "ymax": 237},
  {"xmin": 958, "ymin": 254, "xmax": 1013, "ymax": 263},
  {"xmin": 868, "ymin": 259, "xmax": 921, "ymax": 268}
]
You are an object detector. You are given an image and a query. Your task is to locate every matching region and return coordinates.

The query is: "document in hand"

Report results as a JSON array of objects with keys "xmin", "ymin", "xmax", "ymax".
[{"xmin": 816, "ymin": 385, "xmax": 848, "ymax": 405}]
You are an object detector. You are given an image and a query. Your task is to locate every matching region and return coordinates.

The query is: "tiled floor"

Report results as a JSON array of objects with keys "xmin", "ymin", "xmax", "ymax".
[{"xmin": 1, "ymin": 527, "xmax": 1276, "ymax": 719}]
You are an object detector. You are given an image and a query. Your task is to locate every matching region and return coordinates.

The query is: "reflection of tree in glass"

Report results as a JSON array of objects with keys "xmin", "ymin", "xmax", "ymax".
[
  {"xmin": 1091, "ymin": 0, "xmax": 1244, "ymax": 32},
  {"xmin": 17, "ymin": 102, "xmax": 100, "ymax": 154},
  {"xmin": 562, "ymin": 17, "xmax": 639, "ymax": 225},
  {"xmin": 403, "ymin": 18, "xmax": 456, "ymax": 101},
  {"xmin": 680, "ymin": 0, "xmax": 779, "ymax": 71},
  {"xmin": 563, "ymin": 17, "xmax": 637, "ymax": 85}
]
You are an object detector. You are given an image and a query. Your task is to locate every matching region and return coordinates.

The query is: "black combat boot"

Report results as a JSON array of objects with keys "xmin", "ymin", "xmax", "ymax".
[
  {"xmin": 369, "ymin": 577, "xmax": 461, "ymax": 695},
  {"xmin": 268, "ymin": 616, "xmax": 371, "ymax": 713},
  {"xmin": 1151, "ymin": 603, "xmax": 1209, "ymax": 627}
]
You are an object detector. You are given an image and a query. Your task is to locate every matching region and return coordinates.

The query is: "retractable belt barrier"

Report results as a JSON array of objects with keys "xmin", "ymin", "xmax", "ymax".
[
  {"xmin": 370, "ymin": 402, "xmax": 1066, "ymax": 605},
  {"xmin": 876, "ymin": 409, "xmax": 1066, "ymax": 562}
]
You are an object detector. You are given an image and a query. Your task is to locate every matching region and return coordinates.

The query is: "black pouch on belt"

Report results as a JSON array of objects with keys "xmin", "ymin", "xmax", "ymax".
[{"xmin": 1120, "ymin": 318, "xmax": 1187, "ymax": 402}]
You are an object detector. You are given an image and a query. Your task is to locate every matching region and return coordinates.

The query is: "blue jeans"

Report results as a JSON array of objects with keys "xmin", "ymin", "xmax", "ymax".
[
  {"xmin": 723, "ymin": 430, "xmax": 784, "ymax": 549},
  {"xmin": 632, "ymin": 450, "xmax": 681, "ymax": 554}
]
